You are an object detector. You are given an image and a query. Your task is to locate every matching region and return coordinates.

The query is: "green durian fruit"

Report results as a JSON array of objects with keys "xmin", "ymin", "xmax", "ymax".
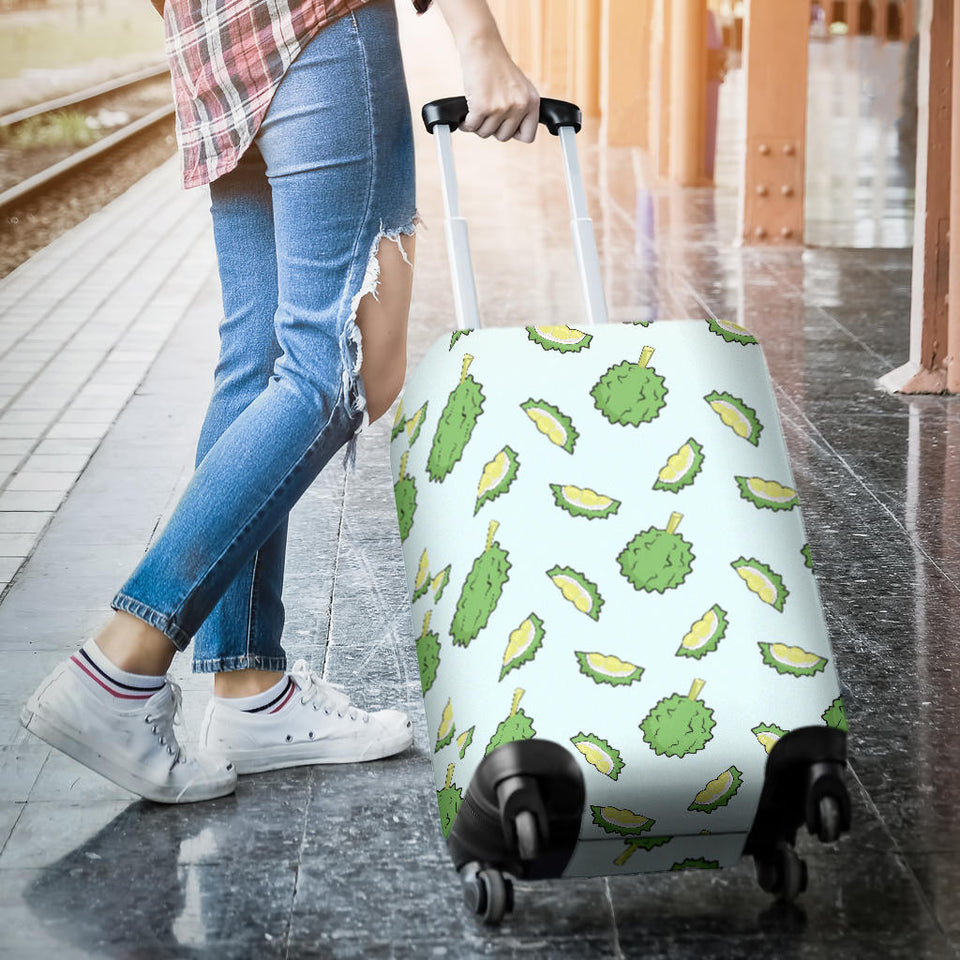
[
  {"xmin": 404, "ymin": 402, "xmax": 428, "ymax": 447},
  {"xmin": 575, "ymin": 650, "xmax": 643, "ymax": 687},
  {"xmin": 437, "ymin": 763, "xmax": 463, "ymax": 838},
  {"xmin": 758, "ymin": 642, "xmax": 828, "ymax": 677},
  {"xmin": 485, "ymin": 688, "xmax": 536, "ymax": 755},
  {"xmin": 550, "ymin": 483, "xmax": 621, "ymax": 520},
  {"xmin": 416, "ymin": 611, "xmax": 441, "ymax": 695},
  {"xmin": 449, "ymin": 329, "xmax": 473, "ymax": 350},
  {"xmin": 676, "ymin": 605, "xmax": 728, "ymax": 660},
  {"xmin": 735, "ymin": 475, "xmax": 799, "ymax": 512},
  {"xmin": 704, "ymin": 390, "xmax": 763, "ymax": 446},
  {"xmin": 521, "ymin": 398, "xmax": 579, "ymax": 454},
  {"xmin": 801, "ymin": 543, "xmax": 815, "ymax": 571},
  {"xmin": 688, "ymin": 765, "xmax": 743, "ymax": 813},
  {"xmin": 705, "ymin": 317, "xmax": 759, "ymax": 346},
  {"xmin": 822, "ymin": 697, "xmax": 848, "ymax": 732},
  {"xmin": 435, "ymin": 698, "xmax": 455, "ymax": 753},
  {"xmin": 547, "ymin": 564, "xmax": 604, "ymax": 621},
  {"xmin": 618, "ymin": 512, "xmax": 694, "ymax": 594},
  {"xmin": 450, "ymin": 520, "xmax": 511, "ymax": 647},
  {"xmin": 590, "ymin": 805, "xmax": 654, "ymax": 836},
  {"xmin": 752, "ymin": 722, "xmax": 789, "ymax": 754},
  {"xmin": 732, "ymin": 557, "xmax": 789, "ymax": 612},
  {"xmin": 500, "ymin": 613, "xmax": 545, "ymax": 680},
  {"xmin": 653, "ymin": 438, "xmax": 704, "ymax": 493},
  {"xmin": 613, "ymin": 835, "xmax": 672, "ymax": 866},
  {"xmin": 526, "ymin": 324, "xmax": 593, "ymax": 353},
  {"xmin": 456, "ymin": 726, "xmax": 475, "ymax": 759},
  {"xmin": 591, "ymin": 346, "xmax": 668, "ymax": 427},
  {"xmin": 393, "ymin": 451, "xmax": 417, "ymax": 543},
  {"xmin": 475, "ymin": 445, "xmax": 520, "ymax": 516},
  {"xmin": 571, "ymin": 732, "xmax": 625, "ymax": 781},
  {"xmin": 640, "ymin": 678, "xmax": 716, "ymax": 758},
  {"xmin": 670, "ymin": 858, "xmax": 720, "ymax": 871},
  {"xmin": 426, "ymin": 354, "xmax": 485, "ymax": 482}
]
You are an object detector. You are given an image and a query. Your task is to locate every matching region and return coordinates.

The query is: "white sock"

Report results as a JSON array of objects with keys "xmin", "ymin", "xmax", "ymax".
[
  {"xmin": 69, "ymin": 639, "xmax": 165, "ymax": 705},
  {"xmin": 215, "ymin": 675, "xmax": 295, "ymax": 714}
]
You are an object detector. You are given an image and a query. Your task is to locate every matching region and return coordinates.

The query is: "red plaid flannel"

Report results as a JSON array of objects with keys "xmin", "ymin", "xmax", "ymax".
[{"xmin": 164, "ymin": 0, "xmax": 432, "ymax": 189}]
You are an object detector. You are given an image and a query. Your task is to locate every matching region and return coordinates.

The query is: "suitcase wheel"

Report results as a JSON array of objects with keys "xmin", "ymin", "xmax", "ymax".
[
  {"xmin": 808, "ymin": 793, "xmax": 844, "ymax": 844},
  {"xmin": 755, "ymin": 841, "xmax": 809, "ymax": 904},
  {"xmin": 461, "ymin": 864, "xmax": 514, "ymax": 926}
]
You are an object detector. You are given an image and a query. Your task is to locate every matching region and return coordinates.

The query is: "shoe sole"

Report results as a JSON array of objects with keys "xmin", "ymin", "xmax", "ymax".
[
  {"xmin": 20, "ymin": 703, "xmax": 236, "ymax": 804},
  {"xmin": 210, "ymin": 725, "xmax": 415, "ymax": 775}
]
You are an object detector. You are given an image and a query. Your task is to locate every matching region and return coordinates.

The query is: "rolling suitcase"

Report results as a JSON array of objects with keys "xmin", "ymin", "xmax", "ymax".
[{"xmin": 391, "ymin": 97, "xmax": 851, "ymax": 924}]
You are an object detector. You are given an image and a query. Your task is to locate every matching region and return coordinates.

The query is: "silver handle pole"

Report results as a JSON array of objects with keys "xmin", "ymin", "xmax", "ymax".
[
  {"xmin": 435, "ymin": 124, "xmax": 482, "ymax": 331},
  {"xmin": 558, "ymin": 126, "xmax": 609, "ymax": 326}
]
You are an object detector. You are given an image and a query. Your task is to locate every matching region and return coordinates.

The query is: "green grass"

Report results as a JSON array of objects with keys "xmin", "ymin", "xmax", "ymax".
[
  {"xmin": 1, "ymin": 108, "xmax": 100, "ymax": 148},
  {"xmin": 0, "ymin": 1, "xmax": 164, "ymax": 79}
]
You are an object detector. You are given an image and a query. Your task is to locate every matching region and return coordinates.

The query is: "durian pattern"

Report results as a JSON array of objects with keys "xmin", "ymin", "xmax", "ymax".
[
  {"xmin": 393, "ymin": 321, "xmax": 846, "ymax": 880},
  {"xmin": 450, "ymin": 520, "xmax": 511, "ymax": 647},
  {"xmin": 393, "ymin": 452, "xmax": 417, "ymax": 543},
  {"xmin": 571, "ymin": 732, "xmax": 626, "ymax": 781},
  {"xmin": 486, "ymin": 688, "xmax": 536, "ymax": 754},
  {"xmin": 426, "ymin": 354, "xmax": 485, "ymax": 482},
  {"xmin": 618, "ymin": 512, "xmax": 695, "ymax": 594},
  {"xmin": 527, "ymin": 324, "xmax": 593, "ymax": 353},
  {"xmin": 547, "ymin": 565, "xmax": 605, "ymax": 621},
  {"xmin": 521, "ymin": 398, "xmax": 579, "ymax": 453},
  {"xmin": 449, "ymin": 329, "xmax": 473, "ymax": 350},
  {"xmin": 475, "ymin": 445, "xmax": 520, "ymax": 516},
  {"xmin": 653, "ymin": 438, "xmax": 704, "ymax": 493},
  {"xmin": 550, "ymin": 483, "xmax": 621, "ymax": 520},
  {"xmin": 591, "ymin": 346, "xmax": 668, "ymax": 427}
]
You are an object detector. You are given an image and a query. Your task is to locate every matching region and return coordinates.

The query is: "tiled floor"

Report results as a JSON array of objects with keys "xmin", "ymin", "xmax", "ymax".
[{"xmin": 1, "ymin": 17, "xmax": 956, "ymax": 960}]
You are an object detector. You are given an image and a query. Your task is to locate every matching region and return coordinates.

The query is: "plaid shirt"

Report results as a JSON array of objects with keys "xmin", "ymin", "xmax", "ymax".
[{"xmin": 163, "ymin": 0, "xmax": 431, "ymax": 189}]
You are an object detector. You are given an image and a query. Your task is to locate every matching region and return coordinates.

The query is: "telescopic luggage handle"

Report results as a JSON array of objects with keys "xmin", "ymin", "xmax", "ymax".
[{"xmin": 422, "ymin": 96, "xmax": 609, "ymax": 331}]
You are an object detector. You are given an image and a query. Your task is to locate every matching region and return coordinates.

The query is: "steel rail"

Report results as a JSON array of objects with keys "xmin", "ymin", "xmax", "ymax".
[
  {"xmin": 0, "ymin": 103, "xmax": 175, "ymax": 216},
  {"xmin": 0, "ymin": 62, "xmax": 170, "ymax": 129}
]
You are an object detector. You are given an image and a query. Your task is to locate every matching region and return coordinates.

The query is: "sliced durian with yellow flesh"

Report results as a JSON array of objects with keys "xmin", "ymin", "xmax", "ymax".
[
  {"xmin": 500, "ymin": 614, "xmax": 545, "ymax": 680},
  {"xmin": 735, "ymin": 476, "xmax": 799, "ymax": 512},
  {"xmin": 676, "ymin": 604, "xmax": 728, "ymax": 660},
  {"xmin": 526, "ymin": 324, "xmax": 593, "ymax": 353},
  {"xmin": 613, "ymin": 835, "xmax": 672, "ymax": 866},
  {"xmin": 411, "ymin": 548, "xmax": 431, "ymax": 603},
  {"xmin": 390, "ymin": 398, "xmax": 405, "ymax": 441},
  {"xmin": 752, "ymin": 722, "xmax": 789, "ymax": 754},
  {"xmin": 571, "ymin": 732, "xmax": 625, "ymax": 781},
  {"xmin": 590, "ymin": 804, "xmax": 654, "ymax": 836},
  {"xmin": 475, "ymin": 446, "xmax": 520, "ymax": 516},
  {"xmin": 704, "ymin": 390, "xmax": 763, "ymax": 446},
  {"xmin": 521, "ymin": 398, "xmax": 579, "ymax": 454},
  {"xmin": 653, "ymin": 438, "xmax": 704, "ymax": 493},
  {"xmin": 404, "ymin": 402, "xmax": 428, "ymax": 446},
  {"xmin": 434, "ymin": 698, "xmax": 455, "ymax": 753},
  {"xmin": 574, "ymin": 651, "xmax": 643, "ymax": 687},
  {"xmin": 732, "ymin": 557, "xmax": 789, "ymax": 612},
  {"xmin": 550, "ymin": 483, "xmax": 621, "ymax": 520},
  {"xmin": 688, "ymin": 765, "xmax": 743, "ymax": 813},
  {"xmin": 705, "ymin": 317, "xmax": 759, "ymax": 346},
  {"xmin": 456, "ymin": 726, "xmax": 475, "ymax": 759},
  {"xmin": 758, "ymin": 641, "xmax": 828, "ymax": 677},
  {"xmin": 430, "ymin": 565, "xmax": 451, "ymax": 603},
  {"xmin": 547, "ymin": 565, "xmax": 604, "ymax": 621}
]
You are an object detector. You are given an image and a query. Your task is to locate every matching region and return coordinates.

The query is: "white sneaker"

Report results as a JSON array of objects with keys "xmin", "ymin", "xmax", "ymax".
[
  {"xmin": 198, "ymin": 660, "xmax": 414, "ymax": 774},
  {"xmin": 21, "ymin": 659, "xmax": 237, "ymax": 804}
]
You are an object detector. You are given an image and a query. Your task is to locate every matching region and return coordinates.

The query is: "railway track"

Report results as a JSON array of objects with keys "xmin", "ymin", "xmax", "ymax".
[{"xmin": 0, "ymin": 62, "xmax": 175, "ymax": 217}]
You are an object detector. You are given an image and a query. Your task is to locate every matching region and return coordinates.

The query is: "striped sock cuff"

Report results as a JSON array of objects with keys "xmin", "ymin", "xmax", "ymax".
[
  {"xmin": 70, "ymin": 640, "xmax": 165, "ymax": 702},
  {"xmin": 215, "ymin": 676, "xmax": 296, "ymax": 714}
]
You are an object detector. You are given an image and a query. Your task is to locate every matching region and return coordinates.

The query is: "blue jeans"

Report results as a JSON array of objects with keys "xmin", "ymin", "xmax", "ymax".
[{"xmin": 111, "ymin": 0, "xmax": 417, "ymax": 672}]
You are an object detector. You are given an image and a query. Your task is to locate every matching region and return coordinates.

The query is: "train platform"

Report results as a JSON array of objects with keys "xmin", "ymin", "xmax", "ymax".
[{"xmin": 0, "ymin": 8, "xmax": 957, "ymax": 959}]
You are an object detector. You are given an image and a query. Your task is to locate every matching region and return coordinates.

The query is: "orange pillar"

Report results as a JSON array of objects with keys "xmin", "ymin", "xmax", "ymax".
[
  {"xmin": 542, "ymin": 0, "xmax": 571, "ymax": 98},
  {"xmin": 880, "ymin": 0, "xmax": 954, "ymax": 393},
  {"xmin": 741, "ymin": 0, "xmax": 809, "ymax": 244},
  {"xmin": 600, "ymin": 0, "xmax": 652, "ymax": 148},
  {"xmin": 574, "ymin": 0, "xmax": 602, "ymax": 117},
  {"xmin": 948, "ymin": 0, "xmax": 960, "ymax": 392},
  {"xmin": 902, "ymin": 0, "xmax": 917, "ymax": 41},
  {"xmin": 874, "ymin": 0, "xmax": 889, "ymax": 40},
  {"xmin": 649, "ymin": 0, "xmax": 673, "ymax": 176},
  {"xmin": 668, "ymin": 0, "xmax": 709, "ymax": 185}
]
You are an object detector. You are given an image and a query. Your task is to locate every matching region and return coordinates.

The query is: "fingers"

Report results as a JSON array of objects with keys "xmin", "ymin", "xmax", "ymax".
[{"xmin": 460, "ymin": 96, "xmax": 540, "ymax": 143}]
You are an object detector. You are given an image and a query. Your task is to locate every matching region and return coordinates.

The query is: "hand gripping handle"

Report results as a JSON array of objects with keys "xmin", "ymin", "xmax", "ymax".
[{"xmin": 423, "ymin": 97, "xmax": 608, "ymax": 331}]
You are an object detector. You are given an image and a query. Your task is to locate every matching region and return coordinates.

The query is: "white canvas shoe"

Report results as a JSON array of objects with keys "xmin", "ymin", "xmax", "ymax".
[
  {"xmin": 21, "ymin": 659, "xmax": 237, "ymax": 803},
  {"xmin": 198, "ymin": 659, "xmax": 414, "ymax": 774}
]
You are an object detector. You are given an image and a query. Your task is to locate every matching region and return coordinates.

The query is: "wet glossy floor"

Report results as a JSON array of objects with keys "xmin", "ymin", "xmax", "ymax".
[{"xmin": 1, "ymin": 18, "xmax": 955, "ymax": 960}]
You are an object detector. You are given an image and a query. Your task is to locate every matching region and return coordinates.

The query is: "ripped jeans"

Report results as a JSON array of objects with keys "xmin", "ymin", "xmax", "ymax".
[{"xmin": 110, "ymin": 0, "xmax": 416, "ymax": 672}]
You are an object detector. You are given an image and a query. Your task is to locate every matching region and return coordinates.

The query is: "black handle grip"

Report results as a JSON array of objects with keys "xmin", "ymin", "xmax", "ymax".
[{"xmin": 422, "ymin": 96, "xmax": 582, "ymax": 136}]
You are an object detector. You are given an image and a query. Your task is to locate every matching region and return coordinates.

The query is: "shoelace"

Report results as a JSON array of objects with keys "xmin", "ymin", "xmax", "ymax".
[
  {"xmin": 289, "ymin": 660, "xmax": 369, "ymax": 723},
  {"xmin": 143, "ymin": 679, "xmax": 186, "ymax": 767}
]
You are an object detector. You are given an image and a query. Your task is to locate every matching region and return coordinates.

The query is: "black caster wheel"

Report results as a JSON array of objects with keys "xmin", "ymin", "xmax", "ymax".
[
  {"xmin": 463, "ymin": 868, "xmax": 512, "ymax": 925},
  {"xmin": 755, "ymin": 842, "xmax": 808, "ymax": 904},
  {"xmin": 814, "ymin": 795, "xmax": 843, "ymax": 844},
  {"xmin": 514, "ymin": 810, "xmax": 541, "ymax": 862}
]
